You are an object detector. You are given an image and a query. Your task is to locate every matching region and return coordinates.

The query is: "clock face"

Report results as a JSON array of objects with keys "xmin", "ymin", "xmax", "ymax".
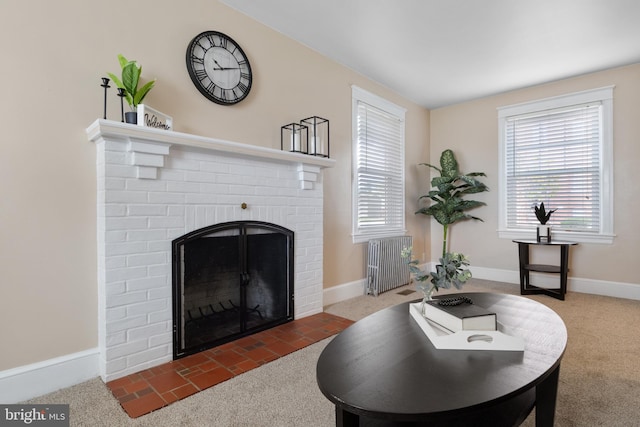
[{"xmin": 186, "ymin": 31, "xmax": 252, "ymax": 105}]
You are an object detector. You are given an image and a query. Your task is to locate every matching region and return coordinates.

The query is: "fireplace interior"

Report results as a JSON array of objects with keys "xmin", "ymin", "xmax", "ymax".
[{"xmin": 172, "ymin": 221, "xmax": 294, "ymax": 359}]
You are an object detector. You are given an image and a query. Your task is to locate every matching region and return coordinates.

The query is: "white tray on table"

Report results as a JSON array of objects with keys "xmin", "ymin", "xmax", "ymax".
[{"xmin": 409, "ymin": 302, "xmax": 525, "ymax": 351}]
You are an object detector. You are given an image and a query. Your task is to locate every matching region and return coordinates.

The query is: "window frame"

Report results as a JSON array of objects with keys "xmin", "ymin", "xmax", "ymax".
[
  {"xmin": 497, "ymin": 86, "xmax": 615, "ymax": 244},
  {"xmin": 351, "ymin": 85, "xmax": 407, "ymax": 244}
]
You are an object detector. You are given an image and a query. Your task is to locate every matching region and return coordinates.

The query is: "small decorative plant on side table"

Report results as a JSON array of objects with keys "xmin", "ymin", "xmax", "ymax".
[
  {"xmin": 534, "ymin": 202, "xmax": 556, "ymax": 242},
  {"xmin": 107, "ymin": 54, "xmax": 155, "ymax": 124}
]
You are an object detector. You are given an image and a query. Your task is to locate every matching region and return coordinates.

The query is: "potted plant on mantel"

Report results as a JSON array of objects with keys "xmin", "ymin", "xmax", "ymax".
[
  {"xmin": 404, "ymin": 149, "xmax": 489, "ymax": 308},
  {"xmin": 107, "ymin": 54, "xmax": 155, "ymax": 124},
  {"xmin": 534, "ymin": 202, "xmax": 556, "ymax": 242}
]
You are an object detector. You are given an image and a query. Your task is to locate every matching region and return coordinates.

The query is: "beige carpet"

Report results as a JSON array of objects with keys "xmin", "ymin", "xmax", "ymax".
[{"xmin": 24, "ymin": 279, "xmax": 640, "ymax": 426}]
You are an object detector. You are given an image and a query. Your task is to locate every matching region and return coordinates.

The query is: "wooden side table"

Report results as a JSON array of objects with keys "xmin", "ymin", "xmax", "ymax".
[{"xmin": 513, "ymin": 240, "xmax": 578, "ymax": 301}]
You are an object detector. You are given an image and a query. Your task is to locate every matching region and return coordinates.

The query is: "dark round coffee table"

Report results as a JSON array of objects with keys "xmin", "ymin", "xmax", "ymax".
[{"xmin": 316, "ymin": 293, "xmax": 567, "ymax": 427}]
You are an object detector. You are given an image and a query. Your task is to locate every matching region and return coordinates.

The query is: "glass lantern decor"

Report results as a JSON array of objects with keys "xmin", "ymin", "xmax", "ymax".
[
  {"xmin": 300, "ymin": 116, "xmax": 330, "ymax": 158},
  {"xmin": 281, "ymin": 123, "xmax": 308, "ymax": 154}
]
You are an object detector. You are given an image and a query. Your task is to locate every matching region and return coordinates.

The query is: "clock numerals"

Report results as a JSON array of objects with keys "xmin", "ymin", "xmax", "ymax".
[
  {"xmin": 194, "ymin": 68, "xmax": 208, "ymax": 82},
  {"xmin": 190, "ymin": 55, "xmax": 204, "ymax": 65},
  {"xmin": 196, "ymin": 81, "xmax": 246, "ymax": 105},
  {"xmin": 206, "ymin": 33, "xmax": 231, "ymax": 50},
  {"xmin": 236, "ymin": 82, "xmax": 248, "ymax": 94},
  {"xmin": 205, "ymin": 34, "xmax": 217, "ymax": 48}
]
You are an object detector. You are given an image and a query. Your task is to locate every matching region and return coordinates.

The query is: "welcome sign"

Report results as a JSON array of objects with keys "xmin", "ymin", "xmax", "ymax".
[{"xmin": 137, "ymin": 104, "xmax": 172, "ymax": 131}]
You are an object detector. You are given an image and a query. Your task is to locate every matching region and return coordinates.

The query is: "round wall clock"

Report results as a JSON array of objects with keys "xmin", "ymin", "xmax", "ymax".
[{"xmin": 186, "ymin": 31, "xmax": 253, "ymax": 105}]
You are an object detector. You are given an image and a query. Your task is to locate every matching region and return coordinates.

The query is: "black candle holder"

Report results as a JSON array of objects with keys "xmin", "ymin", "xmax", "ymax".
[
  {"xmin": 100, "ymin": 77, "xmax": 110, "ymax": 119},
  {"xmin": 116, "ymin": 88, "xmax": 126, "ymax": 123}
]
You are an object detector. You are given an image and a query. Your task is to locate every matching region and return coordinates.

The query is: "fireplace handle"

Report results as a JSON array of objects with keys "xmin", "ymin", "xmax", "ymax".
[{"xmin": 241, "ymin": 272, "xmax": 250, "ymax": 286}]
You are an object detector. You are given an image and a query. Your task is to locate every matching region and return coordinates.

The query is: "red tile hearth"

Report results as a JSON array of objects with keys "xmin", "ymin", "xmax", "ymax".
[{"xmin": 106, "ymin": 312, "xmax": 353, "ymax": 418}]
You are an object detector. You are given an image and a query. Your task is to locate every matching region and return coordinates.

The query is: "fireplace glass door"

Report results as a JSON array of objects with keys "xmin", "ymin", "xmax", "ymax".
[{"xmin": 172, "ymin": 221, "xmax": 294, "ymax": 359}]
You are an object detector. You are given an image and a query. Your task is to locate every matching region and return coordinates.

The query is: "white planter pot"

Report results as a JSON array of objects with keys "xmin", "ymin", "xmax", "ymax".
[{"xmin": 537, "ymin": 225, "xmax": 551, "ymax": 242}]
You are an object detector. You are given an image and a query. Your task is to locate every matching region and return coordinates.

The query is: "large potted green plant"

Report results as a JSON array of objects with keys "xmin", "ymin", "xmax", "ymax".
[
  {"xmin": 407, "ymin": 149, "xmax": 488, "ymax": 302},
  {"xmin": 107, "ymin": 54, "xmax": 155, "ymax": 124}
]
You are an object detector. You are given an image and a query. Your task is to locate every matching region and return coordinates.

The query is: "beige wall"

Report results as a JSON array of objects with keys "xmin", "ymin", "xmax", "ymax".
[
  {"xmin": 430, "ymin": 63, "xmax": 640, "ymax": 285},
  {"xmin": 3, "ymin": 0, "xmax": 636, "ymax": 374},
  {"xmin": 0, "ymin": 0, "xmax": 430, "ymax": 371}
]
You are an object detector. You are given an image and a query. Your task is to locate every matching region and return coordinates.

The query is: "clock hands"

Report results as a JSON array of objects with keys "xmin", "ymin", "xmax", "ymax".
[{"xmin": 212, "ymin": 58, "xmax": 240, "ymax": 71}]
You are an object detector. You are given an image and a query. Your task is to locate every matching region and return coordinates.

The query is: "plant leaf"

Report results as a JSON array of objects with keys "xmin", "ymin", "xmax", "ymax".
[
  {"xmin": 418, "ymin": 162, "xmax": 442, "ymax": 174},
  {"xmin": 534, "ymin": 202, "xmax": 557, "ymax": 224},
  {"xmin": 439, "ymin": 149, "xmax": 459, "ymax": 178},
  {"xmin": 121, "ymin": 62, "xmax": 140, "ymax": 97},
  {"xmin": 117, "ymin": 54, "xmax": 129, "ymax": 69},
  {"xmin": 133, "ymin": 79, "xmax": 156, "ymax": 106},
  {"xmin": 106, "ymin": 73, "xmax": 123, "ymax": 90}
]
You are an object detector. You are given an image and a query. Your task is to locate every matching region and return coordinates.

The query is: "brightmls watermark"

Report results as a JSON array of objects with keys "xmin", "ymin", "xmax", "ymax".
[{"xmin": 0, "ymin": 405, "xmax": 69, "ymax": 426}]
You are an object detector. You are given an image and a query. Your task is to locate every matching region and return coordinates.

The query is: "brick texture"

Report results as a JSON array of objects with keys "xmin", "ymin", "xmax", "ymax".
[{"xmin": 95, "ymin": 132, "xmax": 327, "ymax": 382}]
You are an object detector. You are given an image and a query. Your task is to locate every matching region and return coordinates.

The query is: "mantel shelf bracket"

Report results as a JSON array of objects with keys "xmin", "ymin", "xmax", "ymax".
[{"xmin": 128, "ymin": 139, "xmax": 172, "ymax": 179}]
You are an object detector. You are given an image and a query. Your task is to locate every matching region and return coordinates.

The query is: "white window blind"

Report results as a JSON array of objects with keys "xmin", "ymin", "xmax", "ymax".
[
  {"xmin": 352, "ymin": 87, "xmax": 406, "ymax": 242},
  {"xmin": 498, "ymin": 86, "xmax": 615, "ymax": 244},
  {"xmin": 505, "ymin": 103, "xmax": 601, "ymax": 231}
]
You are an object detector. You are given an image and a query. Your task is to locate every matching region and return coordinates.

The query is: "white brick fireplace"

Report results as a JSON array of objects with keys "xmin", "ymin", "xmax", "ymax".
[{"xmin": 87, "ymin": 119, "xmax": 334, "ymax": 382}]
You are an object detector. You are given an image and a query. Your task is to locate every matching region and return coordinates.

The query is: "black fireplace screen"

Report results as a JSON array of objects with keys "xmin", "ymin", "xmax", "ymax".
[{"xmin": 172, "ymin": 221, "xmax": 294, "ymax": 359}]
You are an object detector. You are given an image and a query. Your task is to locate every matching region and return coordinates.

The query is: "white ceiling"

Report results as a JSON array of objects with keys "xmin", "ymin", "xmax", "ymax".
[{"xmin": 221, "ymin": 0, "xmax": 640, "ymax": 109}]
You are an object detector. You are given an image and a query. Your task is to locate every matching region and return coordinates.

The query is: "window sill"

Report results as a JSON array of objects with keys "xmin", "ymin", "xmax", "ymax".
[
  {"xmin": 353, "ymin": 230, "xmax": 408, "ymax": 244},
  {"xmin": 498, "ymin": 229, "xmax": 615, "ymax": 244}
]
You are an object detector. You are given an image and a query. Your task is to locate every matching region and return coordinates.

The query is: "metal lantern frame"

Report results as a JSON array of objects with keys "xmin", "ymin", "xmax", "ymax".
[
  {"xmin": 300, "ymin": 116, "xmax": 330, "ymax": 158},
  {"xmin": 281, "ymin": 122, "xmax": 309, "ymax": 154}
]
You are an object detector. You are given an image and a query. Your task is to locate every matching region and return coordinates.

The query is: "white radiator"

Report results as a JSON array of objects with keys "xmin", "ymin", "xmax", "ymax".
[{"xmin": 366, "ymin": 236, "xmax": 412, "ymax": 296}]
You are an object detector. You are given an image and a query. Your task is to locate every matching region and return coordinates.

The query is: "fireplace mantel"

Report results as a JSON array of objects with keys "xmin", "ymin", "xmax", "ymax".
[
  {"xmin": 87, "ymin": 119, "xmax": 333, "ymax": 381},
  {"xmin": 87, "ymin": 119, "xmax": 334, "ymax": 187}
]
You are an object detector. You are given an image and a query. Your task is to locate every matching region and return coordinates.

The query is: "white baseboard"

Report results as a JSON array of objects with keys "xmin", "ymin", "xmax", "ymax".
[
  {"xmin": 568, "ymin": 277, "xmax": 640, "ymax": 300},
  {"xmin": 0, "ymin": 348, "xmax": 99, "ymax": 404},
  {"xmin": 470, "ymin": 265, "xmax": 640, "ymax": 301},
  {"xmin": 324, "ymin": 265, "xmax": 640, "ymax": 307},
  {"xmin": 322, "ymin": 279, "xmax": 366, "ymax": 307}
]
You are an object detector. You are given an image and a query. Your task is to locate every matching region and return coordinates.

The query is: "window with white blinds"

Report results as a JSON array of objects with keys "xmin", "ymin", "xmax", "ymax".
[
  {"xmin": 352, "ymin": 86, "xmax": 406, "ymax": 243},
  {"xmin": 498, "ymin": 86, "xmax": 615, "ymax": 244}
]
